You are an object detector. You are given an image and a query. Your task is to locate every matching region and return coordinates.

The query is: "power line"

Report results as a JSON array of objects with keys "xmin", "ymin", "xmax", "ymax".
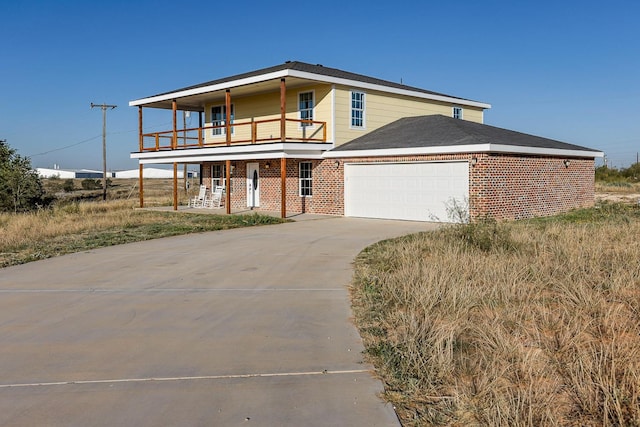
[{"xmin": 29, "ymin": 135, "xmax": 102, "ymax": 157}]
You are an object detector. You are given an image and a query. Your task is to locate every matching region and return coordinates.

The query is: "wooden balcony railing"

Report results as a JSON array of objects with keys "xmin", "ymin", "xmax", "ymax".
[{"xmin": 140, "ymin": 118, "xmax": 327, "ymax": 152}]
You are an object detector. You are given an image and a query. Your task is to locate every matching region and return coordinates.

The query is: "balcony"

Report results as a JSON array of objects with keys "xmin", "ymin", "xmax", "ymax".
[{"xmin": 140, "ymin": 118, "xmax": 327, "ymax": 152}]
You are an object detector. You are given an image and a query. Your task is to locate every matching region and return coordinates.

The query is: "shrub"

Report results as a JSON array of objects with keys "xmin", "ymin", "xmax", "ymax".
[
  {"xmin": 62, "ymin": 179, "xmax": 75, "ymax": 192},
  {"xmin": 81, "ymin": 179, "xmax": 102, "ymax": 190},
  {"xmin": 0, "ymin": 140, "xmax": 47, "ymax": 212}
]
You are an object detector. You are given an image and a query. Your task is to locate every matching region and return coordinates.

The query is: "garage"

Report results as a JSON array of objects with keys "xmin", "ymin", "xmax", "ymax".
[{"xmin": 344, "ymin": 161, "xmax": 469, "ymax": 222}]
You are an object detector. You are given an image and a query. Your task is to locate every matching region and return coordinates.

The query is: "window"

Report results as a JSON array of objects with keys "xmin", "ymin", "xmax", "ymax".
[
  {"xmin": 452, "ymin": 106, "xmax": 463, "ymax": 120},
  {"xmin": 350, "ymin": 91, "xmax": 365, "ymax": 128},
  {"xmin": 211, "ymin": 164, "xmax": 232, "ymax": 192},
  {"xmin": 211, "ymin": 104, "xmax": 234, "ymax": 136},
  {"xmin": 299, "ymin": 91, "xmax": 314, "ymax": 127},
  {"xmin": 211, "ymin": 164, "xmax": 222, "ymax": 188},
  {"xmin": 299, "ymin": 162, "xmax": 312, "ymax": 196}
]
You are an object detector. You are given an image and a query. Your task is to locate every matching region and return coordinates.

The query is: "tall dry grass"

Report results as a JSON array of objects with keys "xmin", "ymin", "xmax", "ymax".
[
  {"xmin": 0, "ymin": 200, "xmax": 141, "ymax": 249},
  {"xmin": 1, "ymin": 198, "xmax": 284, "ymax": 267},
  {"xmin": 351, "ymin": 205, "xmax": 640, "ymax": 426}
]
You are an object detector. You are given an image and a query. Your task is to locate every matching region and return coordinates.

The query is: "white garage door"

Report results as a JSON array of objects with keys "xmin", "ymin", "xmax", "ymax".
[{"xmin": 344, "ymin": 162, "xmax": 469, "ymax": 222}]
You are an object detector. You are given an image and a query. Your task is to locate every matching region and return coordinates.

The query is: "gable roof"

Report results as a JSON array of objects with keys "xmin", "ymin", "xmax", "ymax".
[
  {"xmin": 153, "ymin": 61, "xmax": 471, "ymax": 101},
  {"xmin": 325, "ymin": 115, "xmax": 603, "ymax": 159},
  {"xmin": 130, "ymin": 61, "xmax": 491, "ymax": 110}
]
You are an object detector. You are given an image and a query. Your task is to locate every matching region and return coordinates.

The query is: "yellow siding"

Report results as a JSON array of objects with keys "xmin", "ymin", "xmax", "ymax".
[
  {"xmin": 197, "ymin": 83, "xmax": 484, "ymax": 146},
  {"xmin": 202, "ymin": 83, "xmax": 333, "ymax": 144},
  {"xmin": 333, "ymin": 86, "xmax": 485, "ymax": 146}
]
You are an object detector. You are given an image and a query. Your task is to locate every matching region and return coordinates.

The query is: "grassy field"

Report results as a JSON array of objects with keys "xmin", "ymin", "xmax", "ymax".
[
  {"xmin": 0, "ymin": 181, "xmax": 285, "ymax": 268},
  {"xmin": 351, "ymin": 202, "xmax": 640, "ymax": 426}
]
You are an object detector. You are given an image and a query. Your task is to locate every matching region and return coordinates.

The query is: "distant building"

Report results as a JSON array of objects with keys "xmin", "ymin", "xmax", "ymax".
[
  {"xmin": 37, "ymin": 167, "xmax": 197, "ymax": 179},
  {"xmin": 37, "ymin": 168, "xmax": 113, "ymax": 179},
  {"xmin": 114, "ymin": 168, "xmax": 198, "ymax": 179}
]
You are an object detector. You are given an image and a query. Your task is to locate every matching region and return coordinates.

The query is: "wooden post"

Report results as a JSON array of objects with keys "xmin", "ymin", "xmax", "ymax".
[
  {"xmin": 138, "ymin": 106, "xmax": 143, "ymax": 152},
  {"xmin": 281, "ymin": 157, "xmax": 286, "ymax": 219},
  {"xmin": 139, "ymin": 164, "xmax": 144, "ymax": 208},
  {"xmin": 172, "ymin": 100, "xmax": 177, "ymax": 149},
  {"xmin": 198, "ymin": 111, "xmax": 203, "ymax": 147},
  {"xmin": 280, "ymin": 78, "xmax": 286, "ymax": 141},
  {"xmin": 251, "ymin": 120, "xmax": 256, "ymax": 144},
  {"xmin": 173, "ymin": 162, "xmax": 178, "ymax": 211},
  {"xmin": 225, "ymin": 159, "xmax": 231, "ymax": 215},
  {"xmin": 225, "ymin": 89, "xmax": 231, "ymax": 146}
]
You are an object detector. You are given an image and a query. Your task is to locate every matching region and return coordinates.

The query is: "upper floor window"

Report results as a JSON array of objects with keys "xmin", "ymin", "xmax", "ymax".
[
  {"xmin": 299, "ymin": 91, "xmax": 314, "ymax": 127},
  {"xmin": 452, "ymin": 106, "xmax": 463, "ymax": 120},
  {"xmin": 299, "ymin": 162, "xmax": 312, "ymax": 196},
  {"xmin": 211, "ymin": 104, "xmax": 234, "ymax": 136},
  {"xmin": 351, "ymin": 91, "xmax": 365, "ymax": 128}
]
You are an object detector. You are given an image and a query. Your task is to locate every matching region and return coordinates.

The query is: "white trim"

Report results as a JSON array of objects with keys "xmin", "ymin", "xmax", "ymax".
[
  {"xmin": 331, "ymin": 84, "xmax": 336, "ymax": 144},
  {"xmin": 323, "ymin": 144, "xmax": 604, "ymax": 159},
  {"xmin": 349, "ymin": 90, "xmax": 366, "ymax": 130},
  {"xmin": 131, "ymin": 142, "xmax": 332, "ymax": 164},
  {"xmin": 129, "ymin": 70, "xmax": 290, "ymax": 107},
  {"xmin": 129, "ymin": 68, "xmax": 491, "ymax": 110},
  {"xmin": 287, "ymin": 69, "xmax": 491, "ymax": 109}
]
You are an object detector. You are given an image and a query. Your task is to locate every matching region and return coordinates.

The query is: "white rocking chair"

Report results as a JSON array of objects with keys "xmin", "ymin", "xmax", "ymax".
[
  {"xmin": 190, "ymin": 185, "xmax": 207, "ymax": 208},
  {"xmin": 206, "ymin": 186, "xmax": 224, "ymax": 209}
]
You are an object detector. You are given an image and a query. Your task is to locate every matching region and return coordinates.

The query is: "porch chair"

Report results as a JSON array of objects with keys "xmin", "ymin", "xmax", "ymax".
[
  {"xmin": 206, "ymin": 185, "xmax": 224, "ymax": 209},
  {"xmin": 190, "ymin": 185, "xmax": 207, "ymax": 208}
]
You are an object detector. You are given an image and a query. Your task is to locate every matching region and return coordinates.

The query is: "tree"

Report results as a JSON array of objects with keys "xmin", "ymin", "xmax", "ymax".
[{"xmin": 0, "ymin": 140, "xmax": 46, "ymax": 212}]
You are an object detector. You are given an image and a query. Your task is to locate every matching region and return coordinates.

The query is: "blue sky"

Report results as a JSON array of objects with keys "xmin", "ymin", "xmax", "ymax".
[{"xmin": 1, "ymin": 0, "xmax": 638, "ymax": 171}]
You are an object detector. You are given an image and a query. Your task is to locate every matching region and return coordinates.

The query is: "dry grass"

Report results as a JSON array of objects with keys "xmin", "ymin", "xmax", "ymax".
[
  {"xmin": 0, "ymin": 198, "xmax": 284, "ymax": 268},
  {"xmin": 351, "ymin": 203, "xmax": 640, "ymax": 426}
]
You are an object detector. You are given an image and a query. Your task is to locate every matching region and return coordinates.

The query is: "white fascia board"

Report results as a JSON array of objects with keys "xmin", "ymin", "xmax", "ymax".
[
  {"xmin": 129, "ymin": 70, "xmax": 291, "ymax": 107},
  {"xmin": 323, "ymin": 144, "xmax": 604, "ymax": 159},
  {"xmin": 137, "ymin": 151, "xmax": 325, "ymax": 165},
  {"xmin": 130, "ymin": 67, "xmax": 491, "ymax": 110},
  {"xmin": 131, "ymin": 142, "xmax": 331, "ymax": 159},
  {"xmin": 323, "ymin": 144, "xmax": 490, "ymax": 158},
  {"xmin": 288, "ymin": 70, "xmax": 492, "ymax": 110},
  {"xmin": 488, "ymin": 144, "xmax": 604, "ymax": 158},
  {"xmin": 131, "ymin": 142, "xmax": 332, "ymax": 164}
]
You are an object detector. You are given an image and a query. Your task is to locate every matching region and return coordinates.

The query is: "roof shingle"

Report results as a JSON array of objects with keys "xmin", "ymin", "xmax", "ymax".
[{"xmin": 331, "ymin": 115, "xmax": 601, "ymax": 153}]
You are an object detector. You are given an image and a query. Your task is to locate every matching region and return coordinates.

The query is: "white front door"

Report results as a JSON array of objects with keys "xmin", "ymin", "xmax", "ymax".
[{"xmin": 246, "ymin": 162, "xmax": 260, "ymax": 207}]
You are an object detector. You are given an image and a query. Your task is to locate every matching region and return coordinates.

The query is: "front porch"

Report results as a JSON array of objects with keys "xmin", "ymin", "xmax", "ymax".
[{"xmin": 132, "ymin": 74, "xmax": 335, "ymax": 218}]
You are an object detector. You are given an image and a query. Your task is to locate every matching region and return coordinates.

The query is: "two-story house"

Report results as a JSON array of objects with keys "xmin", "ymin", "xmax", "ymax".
[{"xmin": 130, "ymin": 61, "xmax": 603, "ymax": 222}]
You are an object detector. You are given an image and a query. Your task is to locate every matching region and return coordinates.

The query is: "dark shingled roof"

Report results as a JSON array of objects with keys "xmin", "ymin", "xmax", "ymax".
[
  {"xmin": 151, "ymin": 61, "xmax": 479, "ymax": 103},
  {"xmin": 331, "ymin": 115, "xmax": 601, "ymax": 154}
]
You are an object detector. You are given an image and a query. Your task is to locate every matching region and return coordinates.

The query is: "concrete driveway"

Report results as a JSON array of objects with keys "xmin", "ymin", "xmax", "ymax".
[{"xmin": 0, "ymin": 217, "xmax": 433, "ymax": 426}]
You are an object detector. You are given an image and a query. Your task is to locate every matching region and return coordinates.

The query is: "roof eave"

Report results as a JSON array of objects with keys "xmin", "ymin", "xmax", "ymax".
[
  {"xmin": 129, "ymin": 67, "xmax": 491, "ymax": 110},
  {"xmin": 324, "ymin": 144, "xmax": 604, "ymax": 158},
  {"xmin": 287, "ymin": 70, "xmax": 491, "ymax": 109}
]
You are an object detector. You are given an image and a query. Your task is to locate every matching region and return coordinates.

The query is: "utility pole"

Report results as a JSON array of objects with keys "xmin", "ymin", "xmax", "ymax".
[{"xmin": 91, "ymin": 102, "xmax": 117, "ymax": 201}]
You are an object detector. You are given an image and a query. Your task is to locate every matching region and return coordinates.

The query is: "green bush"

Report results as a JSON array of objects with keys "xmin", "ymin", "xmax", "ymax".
[
  {"xmin": 0, "ymin": 140, "xmax": 47, "ymax": 212},
  {"xmin": 62, "ymin": 179, "xmax": 75, "ymax": 192},
  {"xmin": 81, "ymin": 179, "xmax": 102, "ymax": 190}
]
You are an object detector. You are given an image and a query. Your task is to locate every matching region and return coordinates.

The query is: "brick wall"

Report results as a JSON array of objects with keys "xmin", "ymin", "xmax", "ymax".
[
  {"xmin": 202, "ymin": 153, "xmax": 595, "ymax": 221},
  {"xmin": 471, "ymin": 154, "xmax": 595, "ymax": 220}
]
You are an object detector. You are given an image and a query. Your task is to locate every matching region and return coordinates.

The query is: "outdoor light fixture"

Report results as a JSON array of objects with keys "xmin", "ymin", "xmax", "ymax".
[
  {"xmin": 470, "ymin": 157, "xmax": 478, "ymax": 166},
  {"xmin": 334, "ymin": 160, "xmax": 341, "ymax": 168},
  {"xmin": 563, "ymin": 159, "xmax": 570, "ymax": 168},
  {"xmin": 265, "ymin": 162, "xmax": 271, "ymax": 169}
]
